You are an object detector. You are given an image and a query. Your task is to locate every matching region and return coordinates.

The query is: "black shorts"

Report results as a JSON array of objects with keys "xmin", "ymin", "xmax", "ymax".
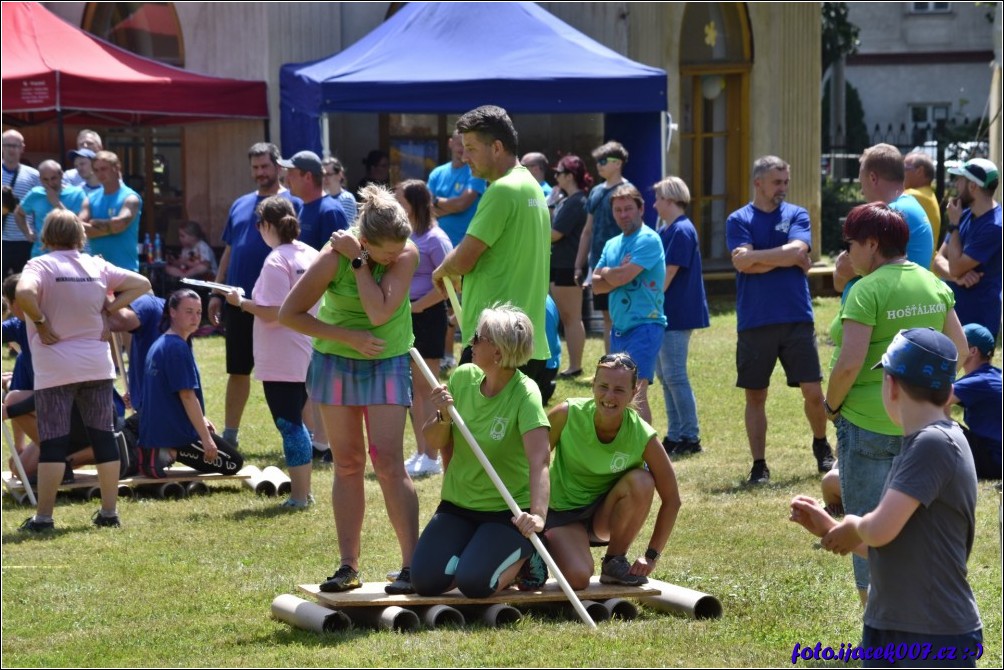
[
  {"xmin": 544, "ymin": 496, "xmax": 609, "ymax": 546},
  {"xmin": 550, "ymin": 266, "xmax": 577, "ymax": 287},
  {"xmin": 411, "ymin": 300, "xmax": 447, "ymax": 359},
  {"xmin": 736, "ymin": 321, "xmax": 822, "ymax": 389},
  {"xmin": 592, "ymin": 291, "xmax": 609, "ymax": 312},
  {"xmin": 224, "ymin": 303, "xmax": 255, "ymax": 375}
]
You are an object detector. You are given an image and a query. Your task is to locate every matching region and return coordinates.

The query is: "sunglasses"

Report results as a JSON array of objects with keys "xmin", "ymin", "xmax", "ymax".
[
  {"xmin": 598, "ymin": 352, "xmax": 637, "ymax": 370},
  {"xmin": 597, "ymin": 157, "xmax": 622, "ymax": 166},
  {"xmin": 554, "ymin": 169, "xmax": 568, "ymax": 175},
  {"xmin": 323, "ymin": 171, "xmax": 340, "ymax": 177},
  {"xmin": 470, "ymin": 330, "xmax": 492, "ymax": 346}
]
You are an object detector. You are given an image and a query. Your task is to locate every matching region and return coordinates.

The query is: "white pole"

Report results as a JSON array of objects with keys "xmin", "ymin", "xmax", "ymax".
[
  {"xmin": 2, "ymin": 419, "xmax": 36, "ymax": 506},
  {"xmin": 408, "ymin": 348, "xmax": 596, "ymax": 629},
  {"xmin": 443, "ymin": 280, "xmax": 462, "ymax": 325}
]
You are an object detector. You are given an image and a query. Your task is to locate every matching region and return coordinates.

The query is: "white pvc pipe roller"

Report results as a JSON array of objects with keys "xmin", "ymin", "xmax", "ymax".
[
  {"xmin": 458, "ymin": 603, "xmax": 523, "ymax": 627},
  {"xmin": 349, "ymin": 605, "xmax": 421, "ymax": 632},
  {"xmin": 409, "ymin": 348, "xmax": 597, "ymax": 629},
  {"xmin": 640, "ymin": 578, "xmax": 723, "ymax": 620},
  {"xmin": 271, "ymin": 594, "xmax": 352, "ymax": 633},
  {"xmin": 240, "ymin": 465, "xmax": 277, "ymax": 497},
  {"xmin": 261, "ymin": 466, "xmax": 291, "ymax": 497},
  {"xmin": 409, "ymin": 604, "xmax": 465, "ymax": 629}
]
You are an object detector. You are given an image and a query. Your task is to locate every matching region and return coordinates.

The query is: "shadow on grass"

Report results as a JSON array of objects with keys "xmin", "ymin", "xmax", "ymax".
[
  {"xmin": 223, "ymin": 504, "xmax": 311, "ymax": 522},
  {"xmin": 709, "ymin": 472, "xmax": 821, "ymax": 495},
  {"xmin": 2, "ymin": 525, "xmax": 80, "ymax": 545}
]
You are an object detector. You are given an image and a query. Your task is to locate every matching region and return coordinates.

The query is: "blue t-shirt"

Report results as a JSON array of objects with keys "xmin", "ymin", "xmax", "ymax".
[
  {"xmin": 725, "ymin": 202, "xmax": 814, "ymax": 332},
  {"xmin": 545, "ymin": 294, "xmax": 561, "ymax": 370},
  {"xmin": 86, "ymin": 185, "xmax": 143, "ymax": 271},
  {"xmin": 597, "ymin": 223, "xmax": 667, "ymax": 333},
  {"xmin": 1, "ymin": 317, "xmax": 33, "ymax": 391},
  {"xmin": 20, "ymin": 185, "xmax": 89, "ymax": 257},
  {"xmin": 539, "ymin": 181, "xmax": 553, "ymax": 198},
  {"xmin": 953, "ymin": 363, "xmax": 1002, "ymax": 443},
  {"xmin": 890, "ymin": 193, "xmax": 934, "ymax": 268},
  {"xmin": 949, "ymin": 204, "xmax": 1002, "ymax": 338},
  {"xmin": 659, "ymin": 215, "xmax": 710, "ymax": 332},
  {"xmin": 585, "ymin": 179, "xmax": 632, "ymax": 268},
  {"xmin": 298, "ymin": 194, "xmax": 348, "ymax": 251},
  {"xmin": 127, "ymin": 293, "xmax": 166, "ymax": 413},
  {"xmin": 139, "ymin": 333, "xmax": 204, "ymax": 449},
  {"xmin": 427, "ymin": 161, "xmax": 487, "ymax": 246},
  {"xmin": 222, "ymin": 191, "xmax": 302, "ymax": 296}
]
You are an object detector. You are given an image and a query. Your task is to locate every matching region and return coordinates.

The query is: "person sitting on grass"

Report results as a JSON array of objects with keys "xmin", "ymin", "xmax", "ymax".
[
  {"xmin": 791, "ymin": 328, "xmax": 983, "ymax": 666},
  {"xmin": 544, "ymin": 352, "xmax": 681, "ymax": 589},
  {"xmin": 950, "ymin": 323, "xmax": 1001, "ymax": 480},
  {"xmin": 411, "ymin": 304, "xmax": 551, "ymax": 598},
  {"xmin": 137, "ymin": 289, "xmax": 243, "ymax": 478}
]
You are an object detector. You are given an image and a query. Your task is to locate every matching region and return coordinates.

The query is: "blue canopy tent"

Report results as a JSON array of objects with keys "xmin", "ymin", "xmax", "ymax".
[{"xmin": 280, "ymin": 1, "xmax": 668, "ymax": 220}]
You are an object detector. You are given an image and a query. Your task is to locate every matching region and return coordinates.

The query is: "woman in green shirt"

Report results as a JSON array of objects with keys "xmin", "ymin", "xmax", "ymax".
[
  {"xmin": 279, "ymin": 184, "xmax": 419, "ymax": 596},
  {"xmin": 545, "ymin": 353, "xmax": 681, "ymax": 589},
  {"xmin": 411, "ymin": 304, "xmax": 551, "ymax": 598}
]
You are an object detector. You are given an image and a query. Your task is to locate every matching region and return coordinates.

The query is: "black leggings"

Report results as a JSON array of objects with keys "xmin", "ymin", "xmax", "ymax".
[
  {"xmin": 411, "ymin": 501, "xmax": 533, "ymax": 598},
  {"xmin": 137, "ymin": 433, "xmax": 244, "ymax": 478}
]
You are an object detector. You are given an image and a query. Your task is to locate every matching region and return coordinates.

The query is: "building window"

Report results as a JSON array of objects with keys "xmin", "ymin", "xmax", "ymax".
[
  {"xmin": 83, "ymin": 3, "xmax": 184, "ymax": 67},
  {"xmin": 910, "ymin": 3, "xmax": 951, "ymax": 14}
]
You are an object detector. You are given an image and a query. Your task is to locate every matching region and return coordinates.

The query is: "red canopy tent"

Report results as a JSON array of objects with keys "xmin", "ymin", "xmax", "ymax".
[{"xmin": 1, "ymin": 2, "xmax": 267, "ymax": 128}]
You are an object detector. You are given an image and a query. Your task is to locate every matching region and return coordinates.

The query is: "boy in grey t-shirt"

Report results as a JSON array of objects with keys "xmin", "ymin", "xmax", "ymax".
[{"xmin": 790, "ymin": 328, "xmax": 982, "ymax": 667}]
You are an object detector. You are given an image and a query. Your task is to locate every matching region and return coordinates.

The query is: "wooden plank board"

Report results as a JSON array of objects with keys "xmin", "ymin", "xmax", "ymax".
[
  {"xmin": 2, "ymin": 466, "xmax": 251, "ymax": 493},
  {"xmin": 299, "ymin": 577, "xmax": 659, "ymax": 608}
]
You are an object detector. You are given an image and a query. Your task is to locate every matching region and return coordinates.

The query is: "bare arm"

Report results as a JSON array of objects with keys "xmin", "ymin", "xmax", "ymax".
[
  {"xmin": 942, "ymin": 309, "xmax": 968, "ymax": 371},
  {"xmin": 13, "ymin": 206, "xmax": 34, "ymax": 241},
  {"xmin": 546, "ymin": 402, "xmax": 569, "ymax": 451},
  {"xmin": 832, "ymin": 250, "xmax": 855, "ymax": 293},
  {"xmin": 208, "ymin": 245, "xmax": 232, "ymax": 327},
  {"xmin": 732, "ymin": 240, "xmax": 811, "ymax": 274},
  {"xmin": 178, "ymin": 389, "xmax": 217, "ymax": 461},
  {"xmin": 824, "ymin": 319, "xmax": 872, "ymax": 414},
  {"xmin": 933, "ymin": 235, "xmax": 981, "ymax": 282},
  {"xmin": 431, "ymin": 235, "xmax": 488, "ymax": 293},
  {"xmin": 573, "ymin": 214, "xmax": 595, "ymax": 283},
  {"xmin": 662, "ymin": 265, "xmax": 680, "ymax": 292},
  {"xmin": 225, "ymin": 289, "xmax": 280, "ymax": 323},
  {"xmin": 105, "ymin": 272, "xmax": 152, "ymax": 313},
  {"xmin": 410, "ymin": 284, "xmax": 445, "ymax": 314},
  {"xmin": 278, "ymin": 247, "xmax": 385, "ymax": 358},
  {"xmin": 434, "ymin": 189, "xmax": 478, "ymax": 216},
  {"xmin": 631, "ymin": 436, "xmax": 682, "ymax": 577},
  {"xmin": 515, "ymin": 426, "xmax": 551, "ymax": 535},
  {"xmin": 84, "ymin": 194, "xmax": 140, "ymax": 238},
  {"xmin": 424, "ymin": 383, "xmax": 455, "ymax": 465},
  {"xmin": 354, "ymin": 244, "xmax": 419, "ymax": 326}
]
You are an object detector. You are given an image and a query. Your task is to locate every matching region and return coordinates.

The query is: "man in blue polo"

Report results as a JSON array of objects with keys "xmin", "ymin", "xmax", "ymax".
[
  {"xmin": 208, "ymin": 142, "xmax": 302, "ymax": 447},
  {"xmin": 592, "ymin": 184, "xmax": 666, "ymax": 425},
  {"xmin": 933, "ymin": 157, "xmax": 1002, "ymax": 339},
  {"xmin": 726, "ymin": 155, "xmax": 832, "ymax": 484},
  {"xmin": 278, "ymin": 150, "xmax": 347, "ymax": 251}
]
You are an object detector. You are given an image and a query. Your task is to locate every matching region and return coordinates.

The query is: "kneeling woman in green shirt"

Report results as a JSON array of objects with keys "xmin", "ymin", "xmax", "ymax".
[
  {"xmin": 545, "ymin": 353, "xmax": 681, "ymax": 589},
  {"xmin": 412, "ymin": 304, "xmax": 551, "ymax": 598}
]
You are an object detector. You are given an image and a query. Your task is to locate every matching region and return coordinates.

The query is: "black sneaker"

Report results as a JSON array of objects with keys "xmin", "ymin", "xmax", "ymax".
[
  {"xmin": 748, "ymin": 460, "xmax": 770, "ymax": 484},
  {"xmin": 661, "ymin": 436, "xmax": 680, "ymax": 455},
  {"xmin": 92, "ymin": 510, "xmax": 121, "ymax": 528},
  {"xmin": 62, "ymin": 462, "xmax": 76, "ymax": 484},
  {"xmin": 320, "ymin": 565, "xmax": 362, "ymax": 593},
  {"xmin": 19, "ymin": 517, "xmax": 54, "ymax": 533},
  {"xmin": 384, "ymin": 567, "xmax": 414, "ymax": 595},
  {"xmin": 599, "ymin": 554, "xmax": 648, "ymax": 586},
  {"xmin": 813, "ymin": 438, "xmax": 835, "ymax": 473},
  {"xmin": 516, "ymin": 550, "xmax": 548, "ymax": 591},
  {"xmin": 312, "ymin": 445, "xmax": 332, "ymax": 463},
  {"xmin": 673, "ymin": 439, "xmax": 703, "ymax": 457}
]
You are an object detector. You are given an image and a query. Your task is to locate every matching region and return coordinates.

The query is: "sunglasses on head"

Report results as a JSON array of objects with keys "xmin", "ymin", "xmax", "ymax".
[{"xmin": 598, "ymin": 352, "xmax": 637, "ymax": 369}]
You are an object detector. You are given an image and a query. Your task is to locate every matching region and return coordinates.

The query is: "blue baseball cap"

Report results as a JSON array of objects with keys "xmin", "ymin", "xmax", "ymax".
[
  {"xmin": 68, "ymin": 148, "xmax": 96, "ymax": 161},
  {"xmin": 963, "ymin": 323, "xmax": 995, "ymax": 357},
  {"xmin": 277, "ymin": 150, "xmax": 322, "ymax": 177},
  {"xmin": 871, "ymin": 328, "xmax": 957, "ymax": 390}
]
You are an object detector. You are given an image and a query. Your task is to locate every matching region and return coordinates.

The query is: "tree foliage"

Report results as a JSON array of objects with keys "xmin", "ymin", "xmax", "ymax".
[{"xmin": 821, "ymin": 2, "xmax": 860, "ymax": 73}]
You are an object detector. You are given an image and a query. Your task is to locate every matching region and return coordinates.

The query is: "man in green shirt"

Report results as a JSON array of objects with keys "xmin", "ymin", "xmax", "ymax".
[{"xmin": 432, "ymin": 105, "xmax": 551, "ymax": 382}]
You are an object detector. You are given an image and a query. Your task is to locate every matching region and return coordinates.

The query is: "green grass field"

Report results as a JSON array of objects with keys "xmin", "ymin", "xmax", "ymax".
[{"xmin": 2, "ymin": 295, "xmax": 1000, "ymax": 667}]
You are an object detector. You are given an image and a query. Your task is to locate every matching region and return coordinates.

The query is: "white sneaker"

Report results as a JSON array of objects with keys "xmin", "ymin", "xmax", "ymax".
[
  {"xmin": 404, "ymin": 452, "xmax": 421, "ymax": 472},
  {"xmin": 414, "ymin": 454, "xmax": 442, "ymax": 476}
]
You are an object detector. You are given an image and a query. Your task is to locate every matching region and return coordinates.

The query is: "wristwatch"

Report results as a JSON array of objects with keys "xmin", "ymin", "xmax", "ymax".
[
  {"xmin": 944, "ymin": 223, "xmax": 960, "ymax": 234},
  {"xmin": 824, "ymin": 400, "xmax": 842, "ymax": 416},
  {"xmin": 645, "ymin": 548, "xmax": 660, "ymax": 562},
  {"xmin": 351, "ymin": 249, "xmax": 370, "ymax": 270}
]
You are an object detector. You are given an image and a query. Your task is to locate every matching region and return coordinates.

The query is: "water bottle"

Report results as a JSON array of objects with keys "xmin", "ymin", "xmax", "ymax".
[
  {"xmin": 143, "ymin": 233, "xmax": 152, "ymax": 263},
  {"xmin": 153, "ymin": 233, "xmax": 163, "ymax": 263}
]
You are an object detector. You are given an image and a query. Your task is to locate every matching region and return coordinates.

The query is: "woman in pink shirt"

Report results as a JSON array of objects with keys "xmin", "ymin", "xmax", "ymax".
[
  {"xmin": 226, "ymin": 197, "xmax": 319, "ymax": 508},
  {"xmin": 16, "ymin": 209, "xmax": 150, "ymax": 532}
]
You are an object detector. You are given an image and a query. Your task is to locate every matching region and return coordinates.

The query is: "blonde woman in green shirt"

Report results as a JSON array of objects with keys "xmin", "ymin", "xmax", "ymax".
[
  {"xmin": 279, "ymin": 184, "xmax": 419, "ymax": 596},
  {"xmin": 544, "ymin": 353, "xmax": 681, "ymax": 589}
]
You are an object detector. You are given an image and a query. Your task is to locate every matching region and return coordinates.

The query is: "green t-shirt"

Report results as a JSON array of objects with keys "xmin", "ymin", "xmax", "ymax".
[
  {"xmin": 441, "ymin": 364, "xmax": 550, "ymax": 512},
  {"xmin": 462, "ymin": 165, "xmax": 551, "ymax": 361},
  {"xmin": 829, "ymin": 262, "xmax": 955, "ymax": 435},
  {"xmin": 550, "ymin": 398, "xmax": 656, "ymax": 511},
  {"xmin": 313, "ymin": 240, "xmax": 416, "ymax": 359}
]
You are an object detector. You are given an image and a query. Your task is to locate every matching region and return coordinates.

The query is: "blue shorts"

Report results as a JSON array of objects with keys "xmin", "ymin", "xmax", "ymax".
[{"xmin": 610, "ymin": 322, "xmax": 664, "ymax": 383}]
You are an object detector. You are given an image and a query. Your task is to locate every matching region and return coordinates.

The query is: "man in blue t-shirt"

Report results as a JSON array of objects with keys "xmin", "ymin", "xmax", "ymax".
[
  {"xmin": 14, "ymin": 160, "xmax": 90, "ymax": 258},
  {"xmin": 207, "ymin": 142, "xmax": 302, "ymax": 447},
  {"xmin": 726, "ymin": 155, "xmax": 831, "ymax": 484},
  {"xmin": 84, "ymin": 151, "xmax": 143, "ymax": 271},
  {"xmin": 592, "ymin": 184, "xmax": 666, "ymax": 425},
  {"xmin": 951, "ymin": 323, "xmax": 1002, "ymax": 480},
  {"xmin": 933, "ymin": 158, "xmax": 1002, "ymax": 340},
  {"xmin": 520, "ymin": 152, "xmax": 553, "ymax": 199},
  {"xmin": 833, "ymin": 144, "xmax": 935, "ymax": 294},
  {"xmin": 278, "ymin": 150, "xmax": 347, "ymax": 251},
  {"xmin": 429, "ymin": 131, "xmax": 487, "ymax": 247}
]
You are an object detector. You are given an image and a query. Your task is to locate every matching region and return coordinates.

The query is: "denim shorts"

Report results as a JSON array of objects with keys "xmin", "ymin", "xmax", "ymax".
[
  {"xmin": 610, "ymin": 322, "xmax": 665, "ymax": 383},
  {"xmin": 835, "ymin": 416, "xmax": 902, "ymax": 590}
]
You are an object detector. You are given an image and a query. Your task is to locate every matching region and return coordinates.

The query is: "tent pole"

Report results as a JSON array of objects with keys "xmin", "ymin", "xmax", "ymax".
[
  {"xmin": 321, "ymin": 114, "xmax": 331, "ymax": 158},
  {"xmin": 57, "ymin": 110, "xmax": 66, "ymax": 159},
  {"xmin": 263, "ymin": 119, "xmax": 271, "ymax": 143}
]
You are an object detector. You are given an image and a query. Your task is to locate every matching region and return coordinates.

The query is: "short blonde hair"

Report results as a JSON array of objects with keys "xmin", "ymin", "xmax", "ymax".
[
  {"xmin": 653, "ymin": 176, "xmax": 691, "ymax": 205},
  {"xmin": 860, "ymin": 143, "xmax": 904, "ymax": 182},
  {"xmin": 93, "ymin": 150, "xmax": 121, "ymax": 171},
  {"xmin": 41, "ymin": 210, "xmax": 86, "ymax": 251},
  {"xmin": 476, "ymin": 303, "xmax": 534, "ymax": 369},
  {"xmin": 356, "ymin": 184, "xmax": 411, "ymax": 244}
]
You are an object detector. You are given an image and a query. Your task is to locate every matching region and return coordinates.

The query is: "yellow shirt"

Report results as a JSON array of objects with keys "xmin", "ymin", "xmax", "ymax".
[{"xmin": 905, "ymin": 185, "xmax": 942, "ymax": 252}]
